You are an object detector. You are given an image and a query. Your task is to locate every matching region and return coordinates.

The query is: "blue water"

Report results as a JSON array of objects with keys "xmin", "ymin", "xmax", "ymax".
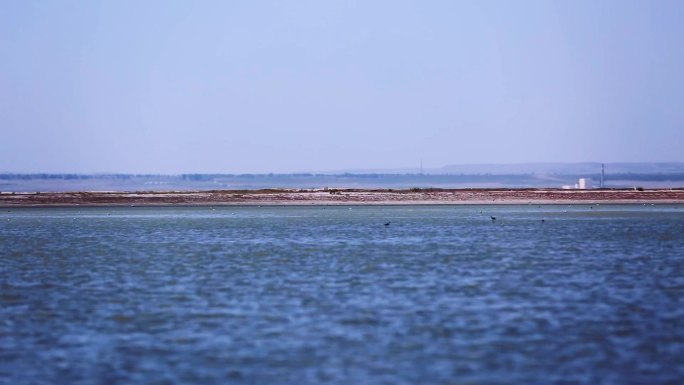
[{"xmin": 1, "ymin": 205, "xmax": 683, "ymax": 385}]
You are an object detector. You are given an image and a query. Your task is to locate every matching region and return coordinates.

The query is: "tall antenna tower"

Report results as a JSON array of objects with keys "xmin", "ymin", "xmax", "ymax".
[{"xmin": 600, "ymin": 163, "xmax": 605, "ymax": 188}]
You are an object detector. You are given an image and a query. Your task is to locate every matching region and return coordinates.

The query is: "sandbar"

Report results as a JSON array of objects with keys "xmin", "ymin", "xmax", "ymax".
[{"xmin": 1, "ymin": 188, "xmax": 684, "ymax": 207}]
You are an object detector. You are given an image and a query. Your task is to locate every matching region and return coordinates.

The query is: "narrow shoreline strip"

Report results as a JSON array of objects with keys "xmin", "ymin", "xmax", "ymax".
[{"xmin": 2, "ymin": 188, "xmax": 683, "ymax": 207}]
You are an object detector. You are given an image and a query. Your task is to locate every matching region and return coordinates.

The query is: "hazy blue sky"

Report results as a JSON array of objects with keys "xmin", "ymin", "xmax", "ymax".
[{"xmin": 1, "ymin": 0, "xmax": 683, "ymax": 173}]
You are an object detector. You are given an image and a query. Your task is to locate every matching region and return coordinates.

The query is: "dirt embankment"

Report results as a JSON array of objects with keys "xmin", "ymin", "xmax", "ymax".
[{"xmin": 1, "ymin": 188, "xmax": 684, "ymax": 207}]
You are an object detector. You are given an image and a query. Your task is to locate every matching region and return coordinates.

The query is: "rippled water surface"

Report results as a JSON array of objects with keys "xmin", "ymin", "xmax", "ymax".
[{"xmin": 1, "ymin": 205, "xmax": 684, "ymax": 384}]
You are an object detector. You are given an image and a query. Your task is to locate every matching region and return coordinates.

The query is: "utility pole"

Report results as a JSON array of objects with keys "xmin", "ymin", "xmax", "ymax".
[{"xmin": 600, "ymin": 163, "xmax": 605, "ymax": 188}]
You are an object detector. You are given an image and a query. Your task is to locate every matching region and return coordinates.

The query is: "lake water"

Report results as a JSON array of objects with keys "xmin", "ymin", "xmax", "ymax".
[{"xmin": 1, "ymin": 205, "xmax": 683, "ymax": 384}]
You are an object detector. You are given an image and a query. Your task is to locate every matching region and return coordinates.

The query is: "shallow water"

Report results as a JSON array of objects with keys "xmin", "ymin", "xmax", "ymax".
[{"xmin": 1, "ymin": 205, "xmax": 683, "ymax": 384}]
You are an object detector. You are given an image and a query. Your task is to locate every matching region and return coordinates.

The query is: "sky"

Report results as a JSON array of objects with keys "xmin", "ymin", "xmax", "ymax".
[{"xmin": 1, "ymin": 0, "xmax": 683, "ymax": 174}]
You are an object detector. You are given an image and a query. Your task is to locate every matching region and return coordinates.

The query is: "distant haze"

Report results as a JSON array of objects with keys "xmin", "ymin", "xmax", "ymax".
[
  {"xmin": 2, "ymin": 1, "xmax": 683, "ymax": 173},
  {"xmin": 335, "ymin": 162, "xmax": 684, "ymax": 175}
]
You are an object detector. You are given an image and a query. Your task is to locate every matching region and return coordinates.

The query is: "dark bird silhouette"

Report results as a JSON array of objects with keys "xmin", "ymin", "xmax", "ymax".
[
  {"xmin": 541, "ymin": 219, "xmax": 545, "ymax": 223},
  {"xmin": 384, "ymin": 221, "xmax": 391, "ymax": 226},
  {"xmin": 490, "ymin": 216, "xmax": 496, "ymax": 221}
]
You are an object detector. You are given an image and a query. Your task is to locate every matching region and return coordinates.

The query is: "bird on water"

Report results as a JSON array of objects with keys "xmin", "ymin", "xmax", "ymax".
[
  {"xmin": 490, "ymin": 216, "xmax": 496, "ymax": 221},
  {"xmin": 384, "ymin": 221, "xmax": 391, "ymax": 226}
]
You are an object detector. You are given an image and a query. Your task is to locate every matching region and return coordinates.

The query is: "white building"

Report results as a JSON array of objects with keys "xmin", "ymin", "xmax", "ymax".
[{"xmin": 578, "ymin": 178, "xmax": 591, "ymax": 189}]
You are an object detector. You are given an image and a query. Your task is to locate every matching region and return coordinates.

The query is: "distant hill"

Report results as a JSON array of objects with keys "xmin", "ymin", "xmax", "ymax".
[{"xmin": 333, "ymin": 162, "xmax": 684, "ymax": 175}]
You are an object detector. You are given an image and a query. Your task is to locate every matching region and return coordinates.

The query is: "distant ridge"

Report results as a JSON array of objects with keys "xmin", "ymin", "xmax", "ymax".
[{"xmin": 328, "ymin": 162, "xmax": 684, "ymax": 175}]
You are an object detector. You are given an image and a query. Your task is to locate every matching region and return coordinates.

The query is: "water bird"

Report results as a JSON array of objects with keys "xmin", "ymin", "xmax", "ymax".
[
  {"xmin": 541, "ymin": 219, "xmax": 545, "ymax": 223},
  {"xmin": 490, "ymin": 216, "xmax": 496, "ymax": 221},
  {"xmin": 384, "ymin": 221, "xmax": 390, "ymax": 226}
]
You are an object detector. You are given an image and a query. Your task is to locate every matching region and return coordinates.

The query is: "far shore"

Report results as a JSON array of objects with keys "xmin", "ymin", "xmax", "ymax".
[{"xmin": 1, "ymin": 188, "xmax": 684, "ymax": 207}]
